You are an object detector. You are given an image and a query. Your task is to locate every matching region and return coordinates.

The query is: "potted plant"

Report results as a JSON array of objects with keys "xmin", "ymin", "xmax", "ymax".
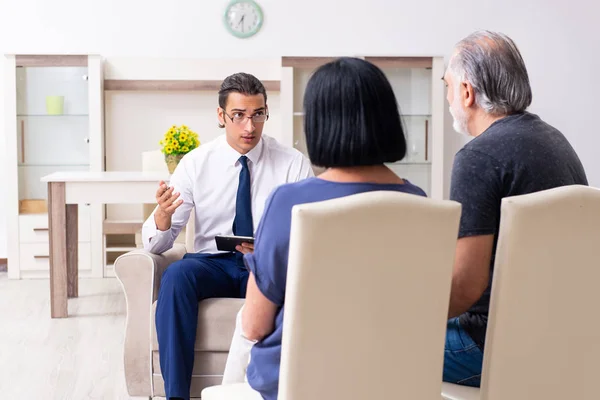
[{"xmin": 160, "ymin": 125, "xmax": 200, "ymax": 173}]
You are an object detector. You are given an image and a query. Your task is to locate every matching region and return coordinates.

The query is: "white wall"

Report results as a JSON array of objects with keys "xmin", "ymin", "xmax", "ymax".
[
  {"xmin": 0, "ymin": 0, "xmax": 599, "ymax": 257},
  {"xmin": 103, "ymin": 90, "xmax": 281, "ymax": 220}
]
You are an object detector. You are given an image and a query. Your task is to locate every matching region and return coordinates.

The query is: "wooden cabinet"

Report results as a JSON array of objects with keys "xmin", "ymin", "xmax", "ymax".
[
  {"xmin": 3, "ymin": 55, "xmax": 104, "ymax": 279},
  {"xmin": 280, "ymin": 56, "xmax": 447, "ymax": 198}
]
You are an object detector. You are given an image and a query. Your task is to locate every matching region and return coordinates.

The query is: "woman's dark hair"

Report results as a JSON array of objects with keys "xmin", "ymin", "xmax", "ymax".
[
  {"xmin": 218, "ymin": 72, "xmax": 267, "ymax": 109},
  {"xmin": 303, "ymin": 57, "xmax": 406, "ymax": 168}
]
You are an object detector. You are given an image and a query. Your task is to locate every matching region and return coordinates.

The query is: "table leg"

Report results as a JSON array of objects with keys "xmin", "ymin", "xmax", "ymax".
[
  {"xmin": 67, "ymin": 204, "xmax": 78, "ymax": 298},
  {"xmin": 49, "ymin": 182, "xmax": 68, "ymax": 318}
]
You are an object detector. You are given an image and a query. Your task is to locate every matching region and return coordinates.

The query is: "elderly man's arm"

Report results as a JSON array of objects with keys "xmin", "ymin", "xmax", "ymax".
[
  {"xmin": 448, "ymin": 235, "xmax": 494, "ymax": 318},
  {"xmin": 447, "ymin": 147, "xmax": 502, "ymax": 318}
]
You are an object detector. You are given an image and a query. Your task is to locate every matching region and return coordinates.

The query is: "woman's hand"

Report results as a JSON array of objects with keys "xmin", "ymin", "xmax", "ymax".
[{"xmin": 235, "ymin": 242, "xmax": 254, "ymax": 254}]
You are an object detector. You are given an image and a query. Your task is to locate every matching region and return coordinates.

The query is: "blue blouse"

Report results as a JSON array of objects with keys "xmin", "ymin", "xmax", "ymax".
[{"xmin": 244, "ymin": 177, "xmax": 426, "ymax": 399}]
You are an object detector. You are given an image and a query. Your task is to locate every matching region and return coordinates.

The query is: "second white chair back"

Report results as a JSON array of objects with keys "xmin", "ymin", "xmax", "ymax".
[
  {"xmin": 482, "ymin": 185, "xmax": 600, "ymax": 400},
  {"xmin": 279, "ymin": 191, "xmax": 461, "ymax": 400}
]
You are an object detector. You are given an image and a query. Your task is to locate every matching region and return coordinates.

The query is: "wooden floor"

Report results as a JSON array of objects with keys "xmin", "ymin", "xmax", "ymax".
[{"xmin": 0, "ymin": 272, "xmax": 139, "ymax": 399}]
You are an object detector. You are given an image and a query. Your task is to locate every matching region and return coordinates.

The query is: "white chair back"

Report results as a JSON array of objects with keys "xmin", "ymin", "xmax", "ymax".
[
  {"xmin": 481, "ymin": 185, "xmax": 600, "ymax": 400},
  {"xmin": 279, "ymin": 191, "xmax": 461, "ymax": 400}
]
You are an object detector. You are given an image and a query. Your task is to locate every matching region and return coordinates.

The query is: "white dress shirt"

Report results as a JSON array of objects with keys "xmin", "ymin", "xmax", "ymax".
[{"xmin": 142, "ymin": 134, "xmax": 314, "ymax": 254}]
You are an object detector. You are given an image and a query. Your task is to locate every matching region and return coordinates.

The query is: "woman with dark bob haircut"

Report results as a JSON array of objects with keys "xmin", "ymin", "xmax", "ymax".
[{"xmin": 231, "ymin": 57, "xmax": 427, "ymax": 399}]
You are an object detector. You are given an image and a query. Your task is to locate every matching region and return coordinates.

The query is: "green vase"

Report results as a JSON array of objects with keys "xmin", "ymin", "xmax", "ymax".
[
  {"xmin": 165, "ymin": 154, "xmax": 184, "ymax": 174},
  {"xmin": 46, "ymin": 96, "xmax": 64, "ymax": 115}
]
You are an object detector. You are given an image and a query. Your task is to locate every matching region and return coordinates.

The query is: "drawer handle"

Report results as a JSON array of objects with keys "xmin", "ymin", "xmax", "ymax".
[
  {"xmin": 21, "ymin": 120, "xmax": 25, "ymax": 163},
  {"xmin": 33, "ymin": 228, "xmax": 49, "ymax": 232},
  {"xmin": 34, "ymin": 255, "xmax": 50, "ymax": 259}
]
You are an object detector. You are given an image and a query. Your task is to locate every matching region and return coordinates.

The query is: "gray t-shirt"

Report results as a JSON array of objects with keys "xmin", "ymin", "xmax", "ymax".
[{"xmin": 450, "ymin": 112, "xmax": 588, "ymax": 349}]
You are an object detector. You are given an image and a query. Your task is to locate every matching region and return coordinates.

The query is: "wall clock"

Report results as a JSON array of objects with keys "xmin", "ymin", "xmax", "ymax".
[{"xmin": 224, "ymin": 0, "xmax": 264, "ymax": 39}]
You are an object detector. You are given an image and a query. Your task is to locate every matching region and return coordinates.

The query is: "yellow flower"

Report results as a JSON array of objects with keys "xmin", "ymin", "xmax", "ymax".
[{"xmin": 162, "ymin": 125, "xmax": 199, "ymax": 154}]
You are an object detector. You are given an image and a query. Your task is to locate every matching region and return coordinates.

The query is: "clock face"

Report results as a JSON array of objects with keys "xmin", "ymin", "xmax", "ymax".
[{"xmin": 224, "ymin": 1, "xmax": 263, "ymax": 38}]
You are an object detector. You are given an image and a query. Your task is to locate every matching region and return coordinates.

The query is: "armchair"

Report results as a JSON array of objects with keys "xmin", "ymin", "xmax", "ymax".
[{"xmin": 115, "ymin": 224, "xmax": 243, "ymax": 398}]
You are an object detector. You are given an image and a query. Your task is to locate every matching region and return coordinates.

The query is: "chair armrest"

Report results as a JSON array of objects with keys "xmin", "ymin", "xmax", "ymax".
[{"xmin": 114, "ymin": 244, "xmax": 187, "ymax": 396}]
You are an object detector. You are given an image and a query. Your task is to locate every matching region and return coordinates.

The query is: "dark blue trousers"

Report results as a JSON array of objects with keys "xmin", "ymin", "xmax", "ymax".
[{"xmin": 155, "ymin": 252, "xmax": 249, "ymax": 400}]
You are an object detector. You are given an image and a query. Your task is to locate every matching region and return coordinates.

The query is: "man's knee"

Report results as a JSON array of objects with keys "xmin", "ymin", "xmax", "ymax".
[{"xmin": 160, "ymin": 259, "xmax": 197, "ymax": 292}]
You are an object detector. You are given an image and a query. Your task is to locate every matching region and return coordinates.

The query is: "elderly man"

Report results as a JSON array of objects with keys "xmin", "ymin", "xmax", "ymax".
[{"xmin": 442, "ymin": 30, "xmax": 587, "ymax": 386}]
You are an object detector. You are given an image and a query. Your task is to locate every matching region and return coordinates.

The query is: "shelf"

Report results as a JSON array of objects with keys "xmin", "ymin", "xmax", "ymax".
[
  {"xmin": 105, "ymin": 79, "xmax": 281, "ymax": 92},
  {"xmin": 15, "ymin": 55, "xmax": 88, "ymax": 67},
  {"xmin": 282, "ymin": 56, "xmax": 433, "ymax": 69},
  {"xmin": 282, "ymin": 57, "xmax": 339, "ymax": 69},
  {"xmin": 106, "ymin": 246, "xmax": 137, "ymax": 252},
  {"xmin": 103, "ymin": 220, "xmax": 143, "ymax": 234},
  {"xmin": 19, "ymin": 164, "xmax": 90, "ymax": 167},
  {"xmin": 17, "ymin": 114, "xmax": 88, "ymax": 117},
  {"xmin": 19, "ymin": 199, "xmax": 47, "ymax": 214},
  {"xmin": 292, "ymin": 112, "xmax": 430, "ymax": 118},
  {"xmin": 364, "ymin": 57, "xmax": 433, "ymax": 69}
]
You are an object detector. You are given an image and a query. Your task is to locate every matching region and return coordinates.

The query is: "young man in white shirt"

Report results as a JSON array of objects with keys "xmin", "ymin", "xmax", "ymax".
[{"xmin": 141, "ymin": 72, "xmax": 313, "ymax": 400}]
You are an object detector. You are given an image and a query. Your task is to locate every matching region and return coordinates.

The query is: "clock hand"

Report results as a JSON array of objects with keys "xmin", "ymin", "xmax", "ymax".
[{"xmin": 237, "ymin": 14, "xmax": 245, "ymax": 30}]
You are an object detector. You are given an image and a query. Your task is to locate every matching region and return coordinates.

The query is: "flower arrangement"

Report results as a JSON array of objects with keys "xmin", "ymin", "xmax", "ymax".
[{"xmin": 160, "ymin": 125, "xmax": 200, "ymax": 173}]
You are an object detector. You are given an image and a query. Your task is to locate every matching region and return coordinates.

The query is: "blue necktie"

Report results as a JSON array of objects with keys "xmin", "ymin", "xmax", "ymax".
[{"xmin": 232, "ymin": 155, "xmax": 253, "ymax": 238}]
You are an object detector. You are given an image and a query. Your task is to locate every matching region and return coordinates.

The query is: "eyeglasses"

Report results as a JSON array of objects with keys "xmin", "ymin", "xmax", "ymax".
[{"xmin": 223, "ymin": 110, "xmax": 269, "ymax": 125}]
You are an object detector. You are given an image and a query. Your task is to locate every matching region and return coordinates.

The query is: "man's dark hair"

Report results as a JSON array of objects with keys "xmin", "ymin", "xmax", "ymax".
[
  {"xmin": 218, "ymin": 72, "xmax": 267, "ymax": 109},
  {"xmin": 304, "ymin": 57, "xmax": 407, "ymax": 168}
]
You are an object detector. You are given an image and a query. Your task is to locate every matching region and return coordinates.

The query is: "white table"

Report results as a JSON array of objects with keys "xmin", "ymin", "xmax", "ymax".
[{"xmin": 41, "ymin": 171, "xmax": 170, "ymax": 318}]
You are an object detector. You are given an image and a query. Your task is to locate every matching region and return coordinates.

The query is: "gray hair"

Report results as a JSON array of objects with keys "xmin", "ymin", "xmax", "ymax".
[{"xmin": 449, "ymin": 30, "xmax": 532, "ymax": 116}]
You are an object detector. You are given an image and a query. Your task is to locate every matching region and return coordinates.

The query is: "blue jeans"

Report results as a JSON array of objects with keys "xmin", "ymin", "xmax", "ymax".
[
  {"xmin": 155, "ymin": 252, "xmax": 249, "ymax": 400},
  {"xmin": 443, "ymin": 317, "xmax": 484, "ymax": 387}
]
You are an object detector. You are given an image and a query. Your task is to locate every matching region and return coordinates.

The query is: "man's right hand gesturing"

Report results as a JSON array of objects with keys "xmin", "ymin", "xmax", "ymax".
[{"xmin": 154, "ymin": 180, "xmax": 184, "ymax": 231}]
